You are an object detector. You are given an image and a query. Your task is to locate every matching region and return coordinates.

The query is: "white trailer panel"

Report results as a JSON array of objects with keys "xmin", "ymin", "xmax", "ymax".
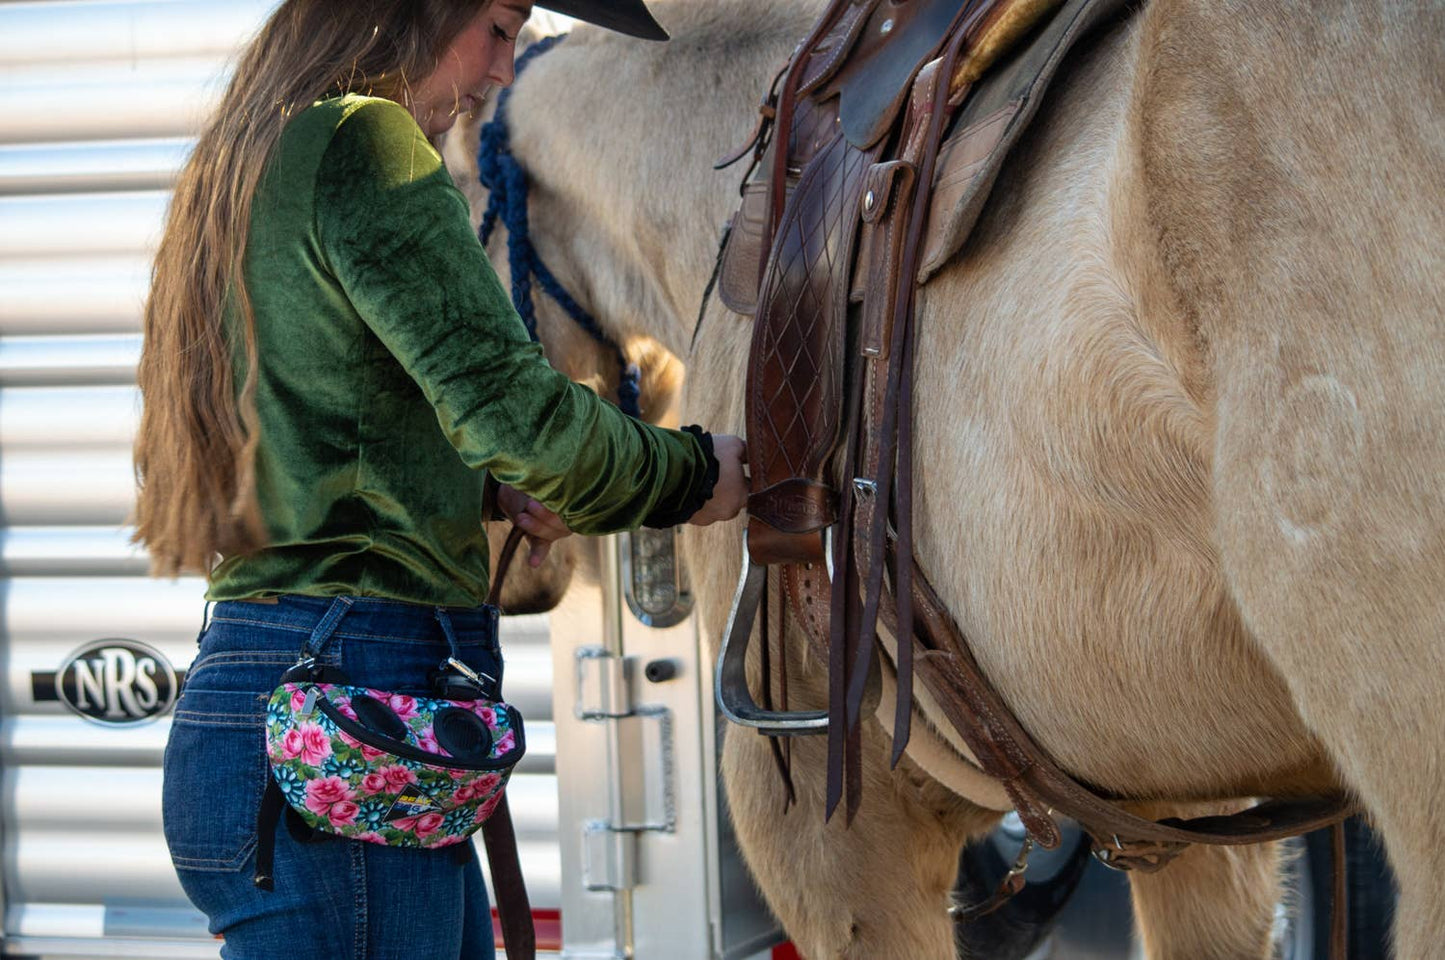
[{"xmin": 0, "ymin": 4, "xmax": 567, "ymax": 957}]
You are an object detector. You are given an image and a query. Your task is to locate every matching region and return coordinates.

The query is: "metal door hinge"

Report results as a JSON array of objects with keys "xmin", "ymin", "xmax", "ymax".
[
  {"xmin": 582, "ymin": 820, "xmax": 636, "ymax": 892},
  {"xmin": 616, "ymin": 706, "xmax": 675, "ymax": 833},
  {"xmin": 576, "ymin": 647, "xmax": 630, "ymax": 719},
  {"xmin": 574, "ymin": 650, "xmax": 677, "ymax": 894}
]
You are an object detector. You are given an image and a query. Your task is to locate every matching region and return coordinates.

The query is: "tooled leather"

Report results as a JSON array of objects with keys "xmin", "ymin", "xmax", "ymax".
[
  {"xmin": 718, "ymin": 97, "xmax": 848, "ymax": 315},
  {"xmin": 798, "ymin": 0, "xmax": 877, "ymax": 96},
  {"xmin": 729, "ymin": 0, "xmax": 1355, "ymax": 902},
  {"xmin": 748, "ymin": 477, "xmax": 838, "ymax": 535},
  {"xmin": 745, "ymin": 126, "xmax": 879, "ymax": 494}
]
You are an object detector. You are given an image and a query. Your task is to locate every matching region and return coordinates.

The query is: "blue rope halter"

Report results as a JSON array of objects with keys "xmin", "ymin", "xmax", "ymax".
[{"xmin": 477, "ymin": 33, "xmax": 643, "ymax": 419}]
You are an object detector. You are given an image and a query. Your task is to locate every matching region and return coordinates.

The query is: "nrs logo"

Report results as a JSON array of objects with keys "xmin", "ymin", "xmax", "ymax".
[{"xmin": 55, "ymin": 640, "xmax": 179, "ymax": 725}]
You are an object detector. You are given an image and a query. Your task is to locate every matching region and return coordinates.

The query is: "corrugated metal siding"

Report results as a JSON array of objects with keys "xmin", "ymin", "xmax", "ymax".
[{"xmin": 0, "ymin": 3, "xmax": 562, "ymax": 955}]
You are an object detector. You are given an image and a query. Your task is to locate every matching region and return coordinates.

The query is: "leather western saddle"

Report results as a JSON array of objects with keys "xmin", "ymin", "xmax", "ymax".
[{"xmin": 710, "ymin": 0, "xmax": 1356, "ymax": 919}]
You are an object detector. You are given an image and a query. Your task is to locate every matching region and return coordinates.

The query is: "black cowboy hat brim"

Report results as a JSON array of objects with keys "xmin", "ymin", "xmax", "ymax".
[{"xmin": 537, "ymin": 0, "xmax": 669, "ymax": 40}]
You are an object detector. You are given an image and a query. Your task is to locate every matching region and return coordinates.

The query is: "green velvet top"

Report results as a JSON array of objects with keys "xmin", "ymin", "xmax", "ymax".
[{"xmin": 206, "ymin": 94, "xmax": 714, "ymax": 606}]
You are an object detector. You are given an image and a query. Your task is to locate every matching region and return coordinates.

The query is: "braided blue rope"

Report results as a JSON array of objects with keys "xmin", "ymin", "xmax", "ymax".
[{"xmin": 477, "ymin": 33, "xmax": 643, "ymax": 418}]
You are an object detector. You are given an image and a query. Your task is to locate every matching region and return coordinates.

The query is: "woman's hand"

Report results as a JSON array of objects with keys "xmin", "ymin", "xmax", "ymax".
[
  {"xmin": 688, "ymin": 434, "xmax": 747, "ymax": 527},
  {"xmin": 496, "ymin": 484, "xmax": 573, "ymax": 567}
]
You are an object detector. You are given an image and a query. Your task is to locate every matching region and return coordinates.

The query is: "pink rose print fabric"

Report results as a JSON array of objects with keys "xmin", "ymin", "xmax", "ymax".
[{"xmin": 265, "ymin": 682, "xmax": 523, "ymax": 848}]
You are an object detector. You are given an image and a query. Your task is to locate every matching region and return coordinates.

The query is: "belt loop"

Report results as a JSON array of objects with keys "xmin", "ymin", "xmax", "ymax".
[
  {"xmin": 434, "ymin": 607, "xmax": 465, "ymax": 661},
  {"xmin": 297, "ymin": 596, "xmax": 354, "ymax": 664}
]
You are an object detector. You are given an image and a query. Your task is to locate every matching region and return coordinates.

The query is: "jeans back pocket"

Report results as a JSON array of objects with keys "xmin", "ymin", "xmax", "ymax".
[{"xmin": 162, "ymin": 649, "xmax": 294, "ymax": 871}]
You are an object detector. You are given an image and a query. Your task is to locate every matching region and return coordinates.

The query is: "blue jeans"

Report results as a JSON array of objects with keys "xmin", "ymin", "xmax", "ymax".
[{"xmin": 162, "ymin": 595, "xmax": 502, "ymax": 960}]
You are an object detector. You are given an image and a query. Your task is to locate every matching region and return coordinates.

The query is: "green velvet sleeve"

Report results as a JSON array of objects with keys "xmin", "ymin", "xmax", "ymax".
[{"xmin": 314, "ymin": 98, "xmax": 711, "ymax": 535}]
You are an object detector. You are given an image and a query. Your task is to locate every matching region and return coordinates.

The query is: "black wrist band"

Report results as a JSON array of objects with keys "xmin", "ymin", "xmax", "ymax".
[{"xmin": 642, "ymin": 425, "xmax": 719, "ymax": 528}]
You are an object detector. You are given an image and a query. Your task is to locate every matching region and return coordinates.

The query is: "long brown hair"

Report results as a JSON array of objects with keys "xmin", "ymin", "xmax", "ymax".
[{"xmin": 134, "ymin": 0, "xmax": 489, "ymax": 576}]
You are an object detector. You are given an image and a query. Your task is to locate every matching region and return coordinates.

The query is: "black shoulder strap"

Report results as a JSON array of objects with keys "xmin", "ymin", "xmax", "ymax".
[
  {"xmin": 253, "ymin": 777, "xmax": 286, "ymax": 891},
  {"xmin": 254, "ymin": 530, "xmax": 535, "ymax": 958}
]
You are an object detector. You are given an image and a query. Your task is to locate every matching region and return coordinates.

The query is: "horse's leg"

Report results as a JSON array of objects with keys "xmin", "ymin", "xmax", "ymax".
[
  {"xmin": 1197, "ymin": 132, "xmax": 1445, "ymax": 960},
  {"xmin": 1135, "ymin": 2, "xmax": 1445, "ymax": 949},
  {"xmin": 1205, "ymin": 293, "xmax": 1445, "ymax": 951},
  {"xmin": 722, "ymin": 718, "xmax": 996, "ymax": 960},
  {"xmin": 1123, "ymin": 805, "xmax": 1283, "ymax": 960},
  {"xmin": 1214, "ymin": 406, "xmax": 1445, "ymax": 955}
]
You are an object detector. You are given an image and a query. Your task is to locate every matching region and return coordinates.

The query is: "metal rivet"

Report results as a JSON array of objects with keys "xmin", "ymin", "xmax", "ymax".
[
  {"xmin": 853, "ymin": 478, "xmax": 878, "ymax": 498},
  {"xmin": 863, "ymin": 189, "xmax": 876, "ymax": 212},
  {"xmin": 880, "ymin": 18, "xmax": 894, "ymax": 35}
]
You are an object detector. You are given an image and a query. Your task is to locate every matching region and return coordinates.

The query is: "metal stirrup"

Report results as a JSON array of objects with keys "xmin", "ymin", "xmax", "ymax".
[{"xmin": 715, "ymin": 531, "xmax": 828, "ymax": 736}]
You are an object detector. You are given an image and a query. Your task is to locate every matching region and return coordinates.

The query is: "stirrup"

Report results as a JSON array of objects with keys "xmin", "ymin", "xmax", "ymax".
[{"xmin": 715, "ymin": 530, "xmax": 829, "ymax": 736}]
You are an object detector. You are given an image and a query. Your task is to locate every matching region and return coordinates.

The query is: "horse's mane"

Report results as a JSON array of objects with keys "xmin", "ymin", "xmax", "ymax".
[{"xmin": 590, "ymin": 0, "xmax": 826, "ymax": 51}]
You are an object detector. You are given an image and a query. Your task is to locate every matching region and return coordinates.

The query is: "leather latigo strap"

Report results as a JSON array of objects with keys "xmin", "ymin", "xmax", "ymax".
[
  {"xmin": 831, "ymin": 3, "xmax": 985, "ymax": 822},
  {"xmin": 481, "ymin": 796, "xmax": 536, "ymax": 960},
  {"xmin": 893, "ymin": 552, "xmax": 1356, "ymax": 859},
  {"xmin": 486, "ymin": 525, "xmax": 527, "ymax": 608}
]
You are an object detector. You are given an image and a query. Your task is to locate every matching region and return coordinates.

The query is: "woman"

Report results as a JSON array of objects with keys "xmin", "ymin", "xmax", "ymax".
[{"xmin": 136, "ymin": 2, "xmax": 746, "ymax": 956}]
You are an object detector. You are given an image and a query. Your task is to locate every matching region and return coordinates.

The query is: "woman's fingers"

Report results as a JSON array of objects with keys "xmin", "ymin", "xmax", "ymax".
[
  {"xmin": 516, "ymin": 500, "xmax": 570, "ymax": 540},
  {"xmin": 509, "ymin": 513, "xmax": 556, "ymax": 567},
  {"xmin": 508, "ymin": 496, "xmax": 571, "ymax": 567}
]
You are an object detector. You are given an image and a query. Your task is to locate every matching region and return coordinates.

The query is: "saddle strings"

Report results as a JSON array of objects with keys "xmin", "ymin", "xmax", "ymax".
[{"xmin": 831, "ymin": 1, "xmax": 990, "ymax": 823}]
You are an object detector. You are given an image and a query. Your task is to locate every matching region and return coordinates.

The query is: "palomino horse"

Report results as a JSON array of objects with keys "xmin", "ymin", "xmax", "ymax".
[{"xmin": 445, "ymin": 0, "xmax": 1444, "ymax": 956}]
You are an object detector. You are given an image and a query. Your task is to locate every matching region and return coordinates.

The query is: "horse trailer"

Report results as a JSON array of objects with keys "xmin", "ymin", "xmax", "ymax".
[{"xmin": 0, "ymin": 2, "xmax": 1392, "ymax": 958}]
